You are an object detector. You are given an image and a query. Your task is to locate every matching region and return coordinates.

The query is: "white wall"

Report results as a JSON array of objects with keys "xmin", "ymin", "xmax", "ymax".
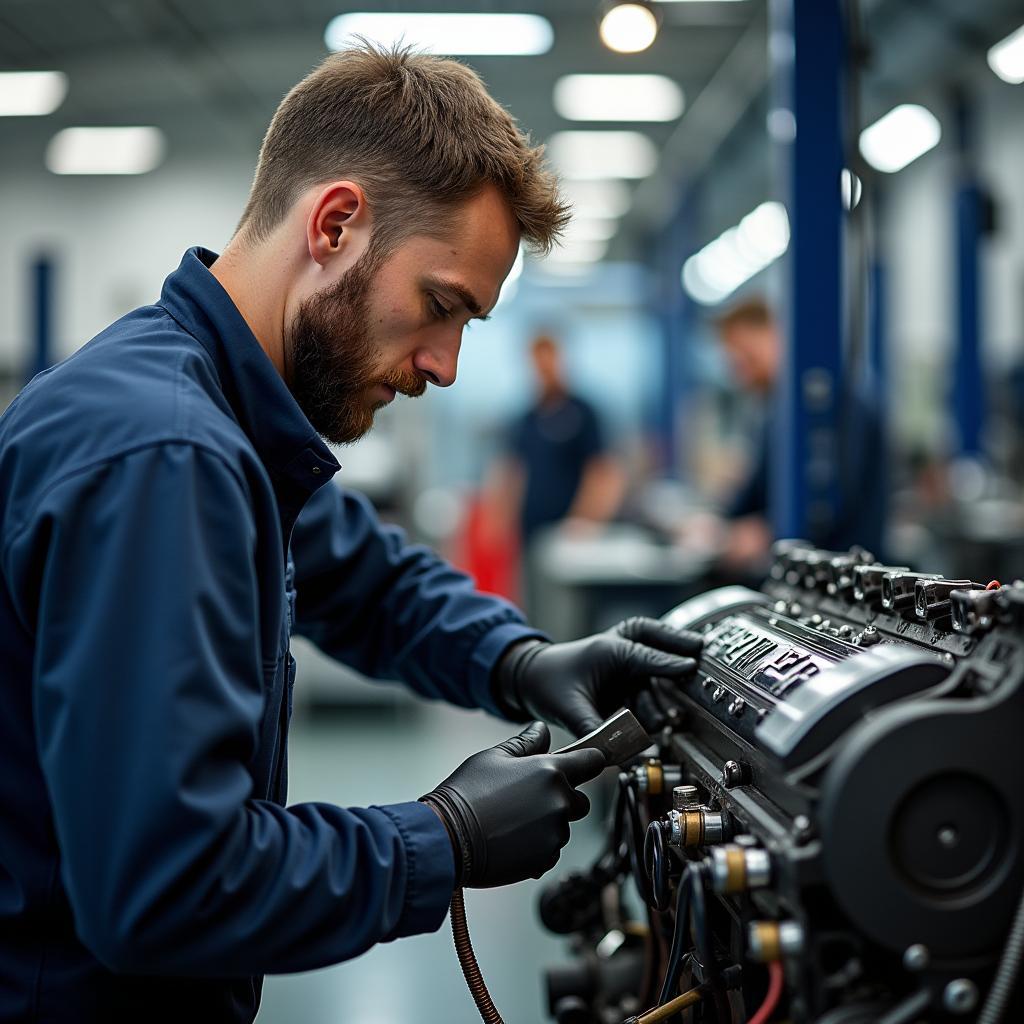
[
  {"xmin": 0, "ymin": 154, "xmax": 663, "ymax": 495},
  {"xmin": 881, "ymin": 73, "xmax": 1024, "ymax": 452},
  {"xmin": 0, "ymin": 153, "xmax": 254, "ymax": 368}
]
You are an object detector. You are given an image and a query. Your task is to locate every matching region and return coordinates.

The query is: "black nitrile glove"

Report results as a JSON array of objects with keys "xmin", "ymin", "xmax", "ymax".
[
  {"xmin": 421, "ymin": 721, "xmax": 605, "ymax": 888},
  {"xmin": 493, "ymin": 617, "xmax": 703, "ymax": 738}
]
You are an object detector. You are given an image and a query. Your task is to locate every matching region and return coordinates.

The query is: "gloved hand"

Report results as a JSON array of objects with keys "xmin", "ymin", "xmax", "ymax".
[
  {"xmin": 421, "ymin": 721, "xmax": 605, "ymax": 888},
  {"xmin": 493, "ymin": 617, "xmax": 703, "ymax": 737}
]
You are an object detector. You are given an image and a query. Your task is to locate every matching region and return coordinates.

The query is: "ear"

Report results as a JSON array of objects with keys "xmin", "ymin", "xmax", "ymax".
[{"xmin": 306, "ymin": 181, "xmax": 371, "ymax": 268}]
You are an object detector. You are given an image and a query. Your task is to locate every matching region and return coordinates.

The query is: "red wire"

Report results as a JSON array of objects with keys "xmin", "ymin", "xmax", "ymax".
[{"xmin": 747, "ymin": 961, "xmax": 785, "ymax": 1024}]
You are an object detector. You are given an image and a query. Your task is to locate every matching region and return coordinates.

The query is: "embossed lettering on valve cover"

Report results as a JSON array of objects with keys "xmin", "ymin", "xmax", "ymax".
[{"xmin": 704, "ymin": 618, "xmax": 831, "ymax": 698}]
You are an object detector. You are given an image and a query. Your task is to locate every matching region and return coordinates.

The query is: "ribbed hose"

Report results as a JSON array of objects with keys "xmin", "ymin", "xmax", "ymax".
[
  {"xmin": 978, "ymin": 885, "xmax": 1024, "ymax": 1024},
  {"xmin": 451, "ymin": 887, "xmax": 504, "ymax": 1024}
]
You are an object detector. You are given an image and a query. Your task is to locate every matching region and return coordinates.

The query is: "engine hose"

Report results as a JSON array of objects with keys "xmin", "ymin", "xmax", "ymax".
[
  {"xmin": 657, "ymin": 864, "xmax": 693, "ymax": 1005},
  {"xmin": 689, "ymin": 865, "xmax": 731, "ymax": 1023},
  {"xmin": 450, "ymin": 887, "xmax": 503, "ymax": 1024},
  {"xmin": 978, "ymin": 884, "xmax": 1024, "ymax": 1024},
  {"xmin": 622, "ymin": 775, "xmax": 657, "ymax": 908},
  {"xmin": 643, "ymin": 821, "xmax": 671, "ymax": 912}
]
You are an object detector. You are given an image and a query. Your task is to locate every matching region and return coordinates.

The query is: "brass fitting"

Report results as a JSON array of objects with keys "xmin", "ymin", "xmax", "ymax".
[
  {"xmin": 634, "ymin": 759, "xmax": 682, "ymax": 797},
  {"xmin": 668, "ymin": 808, "xmax": 728, "ymax": 848},
  {"xmin": 709, "ymin": 844, "xmax": 771, "ymax": 893},
  {"xmin": 748, "ymin": 920, "xmax": 804, "ymax": 963}
]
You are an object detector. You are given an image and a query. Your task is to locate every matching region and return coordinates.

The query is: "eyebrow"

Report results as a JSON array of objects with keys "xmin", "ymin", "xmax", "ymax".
[{"xmin": 426, "ymin": 276, "xmax": 492, "ymax": 321}]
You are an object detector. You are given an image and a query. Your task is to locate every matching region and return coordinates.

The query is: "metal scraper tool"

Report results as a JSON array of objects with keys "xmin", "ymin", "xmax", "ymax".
[{"xmin": 553, "ymin": 708, "xmax": 652, "ymax": 765}]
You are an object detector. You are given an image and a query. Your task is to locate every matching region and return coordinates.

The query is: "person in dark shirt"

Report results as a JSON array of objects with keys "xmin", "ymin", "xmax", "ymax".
[
  {"xmin": 681, "ymin": 297, "xmax": 884, "ymax": 568},
  {"xmin": 0, "ymin": 45, "xmax": 701, "ymax": 1023},
  {"xmin": 498, "ymin": 335, "xmax": 625, "ymax": 544}
]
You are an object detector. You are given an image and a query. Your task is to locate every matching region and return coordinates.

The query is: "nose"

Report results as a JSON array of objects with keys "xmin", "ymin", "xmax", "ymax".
[{"xmin": 413, "ymin": 332, "xmax": 462, "ymax": 388}]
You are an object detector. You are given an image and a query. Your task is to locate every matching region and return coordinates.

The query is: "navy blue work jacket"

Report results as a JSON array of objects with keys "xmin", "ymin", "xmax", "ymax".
[{"xmin": 0, "ymin": 247, "xmax": 539, "ymax": 1022}]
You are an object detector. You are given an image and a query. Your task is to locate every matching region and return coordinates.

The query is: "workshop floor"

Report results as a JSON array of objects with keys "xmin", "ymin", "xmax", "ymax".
[{"xmin": 256, "ymin": 698, "xmax": 605, "ymax": 1024}]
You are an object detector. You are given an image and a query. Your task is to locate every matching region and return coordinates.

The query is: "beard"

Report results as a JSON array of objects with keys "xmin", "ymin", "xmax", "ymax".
[{"xmin": 285, "ymin": 246, "xmax": 426, "ymax": 445}]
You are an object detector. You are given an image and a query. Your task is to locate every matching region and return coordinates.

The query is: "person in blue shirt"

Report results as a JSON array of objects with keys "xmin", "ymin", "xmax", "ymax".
[
  {"xmin": 0, "ymin": 45, "xmax": 701, "ymax": 1023},
  {"xmin": 507, "ymin": 334, "xmax": 625, "ymax": 543}
]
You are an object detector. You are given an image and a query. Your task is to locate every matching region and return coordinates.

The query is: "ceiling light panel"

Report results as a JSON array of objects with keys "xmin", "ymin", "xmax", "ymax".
[
  {"xmin": 561, "ymin": 180, "xmax": 633, "ymax": 218},
  {"xmin": 988, "ymin": 24, "xmax": 1024, "ymax": 84},
  {"xmin": 858, "ymin": 104, "xmax": 941, "ymax": 173},
  {"xmin": 554, "ymin": 74, "xmax": 684, "ymax": 122},
  {"xmin": 562, "ymin": 218, "xmax": 619, "ymax": 242},
  {"xmin": 46, "ymin": 127, "xmax": 166, "ymax": 175},
  {"xmin": 549, "ymin": 131, "xmax": 659, "ymax": 180},
  {"xmin": 682, "ymin": 201, "xmax": 789, "ymax": 305},
  {"xmin": 0, "ymin": 71, "xmax": 67, "ymax": 116},
  {"xmin": 546, "ymin": 239, "xmax": 610, "ymax": 264},
  {"xmin": 324, "ymin": 13, "xmax": 553, "ymax": 56}
]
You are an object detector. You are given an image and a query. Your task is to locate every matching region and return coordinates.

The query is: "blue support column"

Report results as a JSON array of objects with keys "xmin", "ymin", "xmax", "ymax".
[
  {"xmin": 867, "ymin": 251, "xmax": 889, "ymax": 558},
  {"xmin": 867, "ymin": 193, "xmax": 888, "ymax": 399},
  {"xmin": 652, "ymin": 187, "xmax": 700, "ymax": 477},
  {"xmin": 953, "ymin": 99, "xmax": 984, "ymax": 457},
  {"xmin": 29, "ymin": 255, "xmax": 55, "ymax": 383},
  {"xmin": 770, "ymin": 0, "xmax": 845, "ymax": 542}
]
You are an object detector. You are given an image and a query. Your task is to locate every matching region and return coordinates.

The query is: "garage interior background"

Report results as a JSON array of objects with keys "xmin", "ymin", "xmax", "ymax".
[{"xmin": 1, "ymin": 1, "xmax": 1022, "ymax": 1021}]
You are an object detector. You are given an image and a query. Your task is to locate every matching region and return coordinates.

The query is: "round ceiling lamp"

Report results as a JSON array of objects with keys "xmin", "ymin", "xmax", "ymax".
[{"xmin": 599, "ymin": 3, "xmax": 659, "ymax": 55}]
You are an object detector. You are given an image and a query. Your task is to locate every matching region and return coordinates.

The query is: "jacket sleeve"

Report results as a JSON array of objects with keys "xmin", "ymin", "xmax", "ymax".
[
  {"xmin": 14, "ymin": 442, "xmax": 453, "ymax": 976},
  {"xmin": 290, "ymin": 481, "xmax": 544, "ymax": 715}
]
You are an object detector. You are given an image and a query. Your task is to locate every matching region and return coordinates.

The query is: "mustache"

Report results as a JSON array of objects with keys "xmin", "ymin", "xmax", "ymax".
[{"xmin": 380, "ymin": 369, "xmax": 428, "ymax": 399}]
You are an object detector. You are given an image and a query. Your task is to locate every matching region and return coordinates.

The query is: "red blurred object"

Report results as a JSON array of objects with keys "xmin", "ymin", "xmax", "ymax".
[{"xmin": 455, "ymin": 493, "xmax": 521, "ymax": 604}]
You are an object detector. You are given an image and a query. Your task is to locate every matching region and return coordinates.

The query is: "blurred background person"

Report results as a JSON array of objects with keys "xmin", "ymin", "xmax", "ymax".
[
  {"xmin": 478, "ymin": 334, "xmax": 625, "ymax": 611},
  {"xmin": 678, "ymin": 297, "xmax": 885, "ymax": 575}
]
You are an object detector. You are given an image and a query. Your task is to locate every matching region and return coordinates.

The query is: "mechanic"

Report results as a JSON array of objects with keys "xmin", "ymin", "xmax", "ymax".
[{"xmin": 0, "ymin": 44, "xmax": 701, "ymax": 1022}]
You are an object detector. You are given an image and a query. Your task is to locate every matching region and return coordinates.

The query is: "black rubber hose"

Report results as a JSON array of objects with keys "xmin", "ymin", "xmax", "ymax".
[
  {"xmin": 621, "ymin": 774, "xmax": 657, "ymax": 908},
  {"xmin": 689, "ymin": 866, "xmax": 731, "ymax": 1023},
  {"xmin": 657, "ymin": 865, "xmax": 693, "ymax": 1006},
  {"xmin": 450, "ymin": 888, "xmax": 503, "ymax": 1024},
  {"xmin": 643, "ymin": 821, "xmax": 671, "ymax": 912},
  {"xmin": 978, "ymin": 884, "xmax": 1024, "ymax": 1024}
]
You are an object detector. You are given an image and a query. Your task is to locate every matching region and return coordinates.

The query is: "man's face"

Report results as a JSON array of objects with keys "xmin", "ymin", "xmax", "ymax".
[
  {"xmin": 531, "ymin": 339, "xmax": 564, "ymax": 396},
  {"xmin": 719, "ymin": 322, "xmax": 781, "ymax": 394},
  {"xmin": 286, "ymin": 185, "xmax": 520, "ymax": 444}
]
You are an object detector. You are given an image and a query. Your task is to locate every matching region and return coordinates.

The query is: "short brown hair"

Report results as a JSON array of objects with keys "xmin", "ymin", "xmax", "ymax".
[
  {"xmin": 237, "ymin": 43, "xmax": 569, "ymax": 255},
  {"xmin": 713, "ymin": 296, "xmax": 776, "ymax": 332}
]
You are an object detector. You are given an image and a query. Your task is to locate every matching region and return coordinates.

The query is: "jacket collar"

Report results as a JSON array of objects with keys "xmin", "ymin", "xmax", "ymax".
[{"xmin": 159, "ymin": 247, "xmax": 340, "ymax": 500}]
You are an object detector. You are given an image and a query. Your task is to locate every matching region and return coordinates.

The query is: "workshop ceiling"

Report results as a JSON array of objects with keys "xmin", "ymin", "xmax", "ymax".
[
  {"xmin": 1, "ymin": 0, "xmax": 1021, "ymax": 259},
  {"xmin": 0, "ymin": 0, "xmax": 752, "ymax": 155}
]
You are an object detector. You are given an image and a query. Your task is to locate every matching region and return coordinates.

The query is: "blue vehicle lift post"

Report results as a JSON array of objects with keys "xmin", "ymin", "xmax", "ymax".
[{"xmin": 769, "ymin": 0, "xmax": 846, "ymax": 542}]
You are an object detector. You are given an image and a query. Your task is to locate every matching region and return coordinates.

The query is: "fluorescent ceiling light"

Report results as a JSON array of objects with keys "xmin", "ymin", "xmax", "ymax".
[
  {"xmin": 554, "ymin": 74, "xmax": 683, "ymax": 122},
  {"xmin": 0, "ymin": 71, "xmax": 67, "ymax": 116},
  {"xmin": 858, "ymin": 104, "xmax": 941, "ymax": 173},
  {"xmin": 46, "ymin": 127, "xmax": 166, "ymax": 175},
  {"xmin": 547, "ymin": 239, "xmax": 610, "ymax": 264},
  {"xmin": 537, "ymin": 263, "xmax": 595, "ymax": 280},
  {"xmin": 681, "ymin": 201, "xmax": 789, "ymax": 305},
  {"xmin": 600, "ymin": 4, "xmax": 658, "ymax": 54},
  {"xmin": 324, "ymin": 13, "xmax": 553, "ymax": 56},
  {"xmin": 548, "ymin": 131, "xmax": 658, "ymax": 180},
  {"xmin": 988, "ymin": 24, "xmax": 1024, "ymax": 84},
  {"xmin": 766, "ymin": 107, "xmax": 796, "ymax": 143},
  {"xmin": 562, "ymin": 180, "xmax": 633, "ymax": 218},
  {"xmin": 563, "ymin": 218, "xmax": 619, "ymax": 243}
]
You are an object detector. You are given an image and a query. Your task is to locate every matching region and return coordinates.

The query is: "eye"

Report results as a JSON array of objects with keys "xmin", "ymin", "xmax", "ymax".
[{"xmin": 427, "ymin": 293, "xmax": 452, "ymax": 321}]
